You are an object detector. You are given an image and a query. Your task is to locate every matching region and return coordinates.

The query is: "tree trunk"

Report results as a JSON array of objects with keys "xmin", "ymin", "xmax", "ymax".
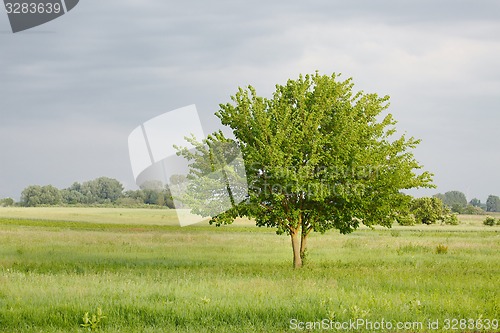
[
  {"xmin": 290, "ymin": 228, "xmax": 302, "ymax": 268},
  {"xmin": 300, "ymin": 232, "xmax": 308, "ymax": 261}
]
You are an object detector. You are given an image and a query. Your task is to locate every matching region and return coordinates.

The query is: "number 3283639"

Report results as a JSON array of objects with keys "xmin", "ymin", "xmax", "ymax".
[{"xmin": 5, "ymin": 2, "xmax": 62, "ymax": 14}]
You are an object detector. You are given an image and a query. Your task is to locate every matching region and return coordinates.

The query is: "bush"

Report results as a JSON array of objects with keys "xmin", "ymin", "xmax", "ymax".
[
  {"xmin": 442, "ymin": 213, "xmax": 459, "ymax": 225},
  {"xmin": 396, "ymin": 213, "xmax": 416, "ymax": 226},
  {"xmin": 410, "ymin": 197, "xmax": 444, "ymax": 224},
  {"xmin": 483, "ymin": 216, "xmax": 496, "ymax": 226},
  {"xmin": 462, "ymin": 205, "xmax": 486, "ymax": 215}
]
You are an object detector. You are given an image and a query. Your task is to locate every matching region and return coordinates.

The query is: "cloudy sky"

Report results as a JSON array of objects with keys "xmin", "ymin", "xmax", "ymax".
[{"xmin": 0, "ymin": 0, "xmax": 499, "ymax": 202}]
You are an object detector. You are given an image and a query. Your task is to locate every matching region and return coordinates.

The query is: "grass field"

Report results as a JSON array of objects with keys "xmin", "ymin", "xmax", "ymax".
[{"xmin": 0, "ymin": 207, "xmax": 498, "ymax": 332}]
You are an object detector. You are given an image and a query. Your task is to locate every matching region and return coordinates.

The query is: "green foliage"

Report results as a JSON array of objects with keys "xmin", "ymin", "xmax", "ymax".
[
  {"xmin": 410, "ymin": 197, "xmax": 445, "ymax": 225},
  {"xmin": 20, "ymin": 179, "xmax": 127, "ymax": 207},
  {"xmin": 81, "ymin": 177, "xmax": 124, "ymax": 204},
  {"xmin": 442, "ymin": 212, "xmax": 460, "ymax": 225},
  {"xmin": 174, "ymin": 133, "xmax": 247, "ymax": 217},
  {"xmin": 0, "ymin": 197, "xmax": 15, "ymax": 206},
  {"xmin": 434, "ymin": 191, "xmax": 467, "ymax": 212},
  {"xmin": 483, "ymin": 216, "xmax": 496, "ymax": 226},
  {"xmin": 469, "ymin": 198, "xmax": 481, "ymax": 207},
  {"xmin": 486, "ymin": 195, "xmax": 500, "ymax": 212},
  {"xmin": 404, "ymin": 197, "xmax": 459, "ymax": 225},
  {"xmin": 80, "ymin": 308, "xmax": 106, "ymax": 331},
  {"xmin": 16, "ymin": 177, "xmax": 177, "ymax": 208},
  {"xmin": 462, "ymin": 204, "xmax": 485, "ymax": 215},
  {"xmin": 180, "ymin": 72, "xmax": 434, "ymax": 267},
  {"xmin": 20, "ymin": 185, "xmax": 61, "ymax": 207},
  {"xmin": 395, "ymin": 213, "xmax": 416, "ymax": 226}
]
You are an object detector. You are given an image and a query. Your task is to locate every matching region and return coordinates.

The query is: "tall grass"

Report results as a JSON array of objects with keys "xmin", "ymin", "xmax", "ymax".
[{"xmin": 0, "ymin": 209, "xmax": 498, "ymax": 332}]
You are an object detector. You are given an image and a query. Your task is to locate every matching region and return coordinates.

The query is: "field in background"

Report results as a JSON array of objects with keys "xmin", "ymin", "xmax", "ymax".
[
  {"xmin": 0, "ymin": 207, "xmax": 255, "ymax": 227},
  {"xmin": 0, "ymin": 207, "xmax": 498, "ymax": 332},
  {"xmin": 0, "ymin": 207, "xmax": 497, "ymax": 228}
]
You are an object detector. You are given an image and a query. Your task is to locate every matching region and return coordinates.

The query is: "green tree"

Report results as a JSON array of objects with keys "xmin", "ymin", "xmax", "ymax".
[
  {"xmin": 486, "ymin": 195, "xmax": 500, "ymax": 212},
  {"xmin": 123, "ymin": 190, "xmax": 146, "ymax": 202},
  {"xmin": 139, "ymin": 180, "xmax": 175, "ymax": 208},
  {"xmin": 434, "ymin": 191, "xmax": 467, "ymax": 212},
  {"xmin": 80, "ymin": 177, "xmax": 124, "ymax": 204},
  {"xmin": 469, "ymin": 198, "xmax": 481, "ymax": 207},
  {"xmin": 0, "ymin": 197, "xmax": 15, "ymax": 207},
  {"xmin": 179, "ymin": 72, "xmax": 433, "ymax": 268},
  {"xmin": 410, "ymin": 197, "xmax": 445, "ymax": 224},
  {"xmin": 20, "ymin": 185, "xmax": 61, "ymax": 206}
]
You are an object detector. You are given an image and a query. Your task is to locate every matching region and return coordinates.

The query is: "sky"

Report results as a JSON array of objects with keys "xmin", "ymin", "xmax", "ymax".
[{"xmin": 0, "ymin": 0, "xmax": 499, "ymax": 202}]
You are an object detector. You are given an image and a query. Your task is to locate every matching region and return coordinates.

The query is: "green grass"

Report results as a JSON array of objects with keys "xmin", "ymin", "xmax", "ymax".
[{"xmin": 0, "ymin": 208, "xmax": 498, "ymax": 332}]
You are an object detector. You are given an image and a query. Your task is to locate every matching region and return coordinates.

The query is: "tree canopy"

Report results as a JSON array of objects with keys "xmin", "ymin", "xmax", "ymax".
[
  {"xmin": 178, "ymin": 72, "xmax": 434, "ymax": 268},
  {"xmin": 434, "ymin": 191, "xmax": 467, "ymax": 212},
  {"xmin": 486, "ymin": 195, "xmax": 500, "ymax": 212}
]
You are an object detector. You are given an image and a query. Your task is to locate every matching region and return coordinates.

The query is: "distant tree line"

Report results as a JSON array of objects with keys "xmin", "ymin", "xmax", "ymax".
[
  {"xmin": 395, "ymin": 196, "xmax": 459, "ymax": 226},
  {"xmin": 0, "ymin": 177, "xmax": 174, "ymax": 208},
  {"xmin": 433, "ymin": 191, "xmax": 500, "ymax": 214},
  {"xmin": 391, "ymin": 191, "xmax": 500, "ymax": 227},
  {"xmin": 0, "ymin": 197, "xmax": 15, "ymax": 207},
  {"xmin": 1, "ymin": 183, "xmax": 499, "ymax": 216}
]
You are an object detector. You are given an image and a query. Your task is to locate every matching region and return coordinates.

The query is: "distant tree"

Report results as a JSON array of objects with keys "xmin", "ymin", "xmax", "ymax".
[
  {"xmin": 406, "ymin": 196, "xmax": 458, "ymax": 225},
  {"xmin": 62, "ymin": 190, "xmax": 86, "ymax": 204},
  {"xmin": 94, "ymin": 177, "xmax": 124, "ymax": 203},
  {"xmin": 139, "ymin": 181, "xmax": 174, "ymax": 208},
  {"xmin": 486, "ymin": 195, "xmax": 500, "ymax": 212},
  {"xmin": 39, "ymin": 185, "xmax": 62, "ymax": 205},
  {"xmin": 0, "ymin": 198, "xmax": 15, "ymax": 207},
  {"xmin": 60, "ymin": 183, "xmax": 87, "ymax": 205},
  {"xmin": 123, "ymin": 190, "xmax": 146, "ymax": 202},
  {"xmin": 178, "ymin": 72, "xmax": 433, "ymax": 268},
  {"xmin": 20, "ymin": 185, "xmax": 42, "ymax": 206},
  {"xmin": 434, "ymin": 191, "xmax": 467, "ymax": 212},
  {"xmin": 434, "ymin": 193, "xmax": 446, "ymax": 203},
  {"xmin": 469, "ymin": 198, "xmax": 481, "ymax": 207},
  {"xmin": 80, "ymin": 177, "xmax": 124, "ymax": 204},
  {"xmin": 20, "ymin": 185, "xmax": 61, "ymax": 206},
  {"xmin": 462, "ymin": 205, "xmax": 485, "ymax": 215}
]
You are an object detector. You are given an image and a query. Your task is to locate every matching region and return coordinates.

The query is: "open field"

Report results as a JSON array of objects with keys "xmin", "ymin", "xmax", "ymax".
[{"xmin": 0, "ymin": 207, "xmax": 499, "ymax": 332}]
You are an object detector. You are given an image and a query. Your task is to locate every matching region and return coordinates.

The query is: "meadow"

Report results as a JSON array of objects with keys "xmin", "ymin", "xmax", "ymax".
[{"xmin": 0, "ymin": 207, "xmax": 498, "ymax": 332}]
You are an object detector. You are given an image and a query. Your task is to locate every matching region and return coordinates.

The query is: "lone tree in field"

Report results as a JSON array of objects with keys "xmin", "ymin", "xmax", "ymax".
[{"xmin": 178, "ymin": 72, "xmax": 433, "ymax": 268}]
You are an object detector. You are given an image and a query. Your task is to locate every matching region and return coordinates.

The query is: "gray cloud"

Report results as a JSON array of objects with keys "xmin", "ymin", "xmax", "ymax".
[{"xmin": 0, "ymin": 0, "xmax": 499, "ymax": 201}]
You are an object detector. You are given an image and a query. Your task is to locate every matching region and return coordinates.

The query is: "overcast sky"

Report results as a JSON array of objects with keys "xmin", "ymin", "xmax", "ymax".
[{"xmin": 0, "ymin": 0, "xmax": 499, "ymax": 202}]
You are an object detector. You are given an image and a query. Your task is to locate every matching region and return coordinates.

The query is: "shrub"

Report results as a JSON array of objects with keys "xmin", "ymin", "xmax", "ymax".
[
  {"xmin": 410, "ymin": 197, "xmax": 444, "ymax": 224},
  {"xmin": 462, "ymin": 205, "xmax": 486, "ymax": 215},
  {"xmin": 436, "ymin": 244, "xmax": 448, "ymax": 254},
  {"xmin": 396, "ymin": 213, "xmax": 416, "ymax": 226},
  {"xmin": 80, "ymin": 308, "xmax": 106, "ymax": 331},
  {"xmin": 483, "ymin": 216, "xmax": 496, "ymax": 226},
  {"xmin": 442, "ymin": 213, "xmax": 459, "ymax": 225}
]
